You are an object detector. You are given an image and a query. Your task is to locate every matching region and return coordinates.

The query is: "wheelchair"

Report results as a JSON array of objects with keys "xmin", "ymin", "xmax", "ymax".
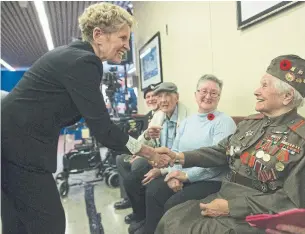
[{"xmin": 56, "ymin": 117, "xmax": 145, "ymax": 198}]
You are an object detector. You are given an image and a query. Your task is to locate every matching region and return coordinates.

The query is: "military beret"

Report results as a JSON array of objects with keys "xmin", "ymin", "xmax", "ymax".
[
  {"xmin": 153, "ymin": 82, "xmax": 178, "ymax": 95},
  {"xmin": 143, "ymin": 84, "xmax": 156, "ymax": 99},
  {"xmin": 266, "ymin": 54, "xmax": 305, "ymax": 97}
]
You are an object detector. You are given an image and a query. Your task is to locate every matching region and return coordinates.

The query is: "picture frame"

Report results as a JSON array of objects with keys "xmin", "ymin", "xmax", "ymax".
[
  {"xmin": 139, "ymin": 32, "xmax": 163, "ymax": 90},
  {"xmin": 236, "ymin": 1, "xmax": 302, "ymax": 30}
]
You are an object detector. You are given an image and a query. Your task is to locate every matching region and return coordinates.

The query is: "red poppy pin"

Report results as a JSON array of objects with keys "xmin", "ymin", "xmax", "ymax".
[
  {"xmin": 207, "ymin": 113, "xmax": 215, "ymax": 121},
  {"xmin": 280, "ymin": 59, "xmax": 292, "ymax": 71}
]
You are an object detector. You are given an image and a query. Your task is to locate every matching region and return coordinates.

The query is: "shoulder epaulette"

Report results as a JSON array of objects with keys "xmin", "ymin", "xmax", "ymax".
[
  {"xmin": 244, "ymin": 113, "xmax": 264, "ymax": 120},
  {"xmin": 288, "ymin": 118, "xmax": 305, "ymax": 140}
]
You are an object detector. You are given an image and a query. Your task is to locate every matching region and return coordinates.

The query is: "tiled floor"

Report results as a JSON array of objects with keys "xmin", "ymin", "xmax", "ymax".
[
  {"xmin": 0, "ymin": 136, "xmax": 131, "ymax": 234},
  {"xmin": 60, "ymin": 174, "xmax": 131, "ymax": 234},
  {"xmin": 55, "ymin": 136, "xmax": 131, "ymax": 234}
]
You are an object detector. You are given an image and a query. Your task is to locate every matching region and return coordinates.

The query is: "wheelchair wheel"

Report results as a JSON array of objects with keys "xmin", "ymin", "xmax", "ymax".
[
  {"xmin": 59, "ymin": 181, "xmax": 69, "ymax": 198},
  {"xmin": 55, "ymin": 172, "xmax": 65, "ymax": 184},
  {"xmin": 105, "ymin": 173, "xmax": 110, "ymax": 186},
  {"xmin": 108, "ymin": 172, "xmax": 119, "ymax": 188}
]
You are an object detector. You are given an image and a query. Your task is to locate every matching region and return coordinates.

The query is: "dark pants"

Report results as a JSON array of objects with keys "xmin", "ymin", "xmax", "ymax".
[
  {"xmin": 144, "ymin": 177, "xmax": 222, "ymax": 234},
  {"xmin": 1, "ymin": 158, "xmax": 66, "ymax": 234},
  {"xmin": 116, "ymin": 154, "xmax": 152, "ymax": 200},
  {"xmin": 116, "ymin": 155, "xmax": 152, "ymax": 221}
]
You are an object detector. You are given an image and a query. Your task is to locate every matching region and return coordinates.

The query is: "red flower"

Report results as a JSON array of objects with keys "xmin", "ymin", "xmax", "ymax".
[
  {"xmin": 280, "ymin": 59, "xmax": 292, "ymax": 71},
  {"xmin": 207, "ymin": 113, "xmax": 215, "ymax": 121}
]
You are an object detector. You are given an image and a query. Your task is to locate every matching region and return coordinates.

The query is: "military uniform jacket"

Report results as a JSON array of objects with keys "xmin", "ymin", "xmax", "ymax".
[
  {"xmin": 184, "ymin": 109, "xmax": 305, "ymax": 216},
  {"xmin": 155, "ymin": 109, "xmax": 305, "ymax": 234}
]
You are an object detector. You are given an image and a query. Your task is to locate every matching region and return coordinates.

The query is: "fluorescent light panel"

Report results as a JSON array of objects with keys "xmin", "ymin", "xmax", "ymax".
[
  {"xmin": 0, "ymin": 59, "xmax": 16, "ymax": 71},
  {"xmin": 34, "ymin": 0, "xmax": 54, "ymax": 51}
]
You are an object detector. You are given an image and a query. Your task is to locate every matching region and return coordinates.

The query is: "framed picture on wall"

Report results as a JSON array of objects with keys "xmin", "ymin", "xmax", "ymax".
[
  {"xmin": 237, "ymin": 1, "xmax": 302, "ymax": 30},
  {"xmin": 139, "ymin": 32, "xmax": 163, "ymax": 90}
]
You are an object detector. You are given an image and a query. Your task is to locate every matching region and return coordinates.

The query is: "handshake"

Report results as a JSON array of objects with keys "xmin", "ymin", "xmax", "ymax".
[{"xmin": 140, "ymin": 146, "xmax": 185, "ymax": 168}]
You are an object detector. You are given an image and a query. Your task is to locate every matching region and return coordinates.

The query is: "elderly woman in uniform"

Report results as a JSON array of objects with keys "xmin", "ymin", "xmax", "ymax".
[{"xmin": 154, "ymin": 55, "xmax": 305, "ymax": 234}]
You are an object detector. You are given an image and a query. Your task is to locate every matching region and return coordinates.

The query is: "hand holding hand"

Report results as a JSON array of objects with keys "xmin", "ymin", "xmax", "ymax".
[
  {"xmin": 142, "ymin": 168, "xmax": 161, "ymax": 185},
  {"xmin": 266, "ymin": 225, "xmax": 305, "ymax": 234},
  {"xmin": 167, "ymin": 178, "xmax": 183, "ymax": 192},
  {"xmin": 148, "ymin": 151, "xmax": 173, "ymax": 168},
  {"xmin": 164, "ymin": 171, "xmax": 188, "ymax": 183},
  {"xmin": 200, "ymin": 199, "xmax": 229, "ymax": 217},
  {"xmin": 139, "ymin": 146, "xmax": 173, "ymax": 168},
  {"xmin": 155, "ymin": 147, "xmax": 177, "ymax": 166}
]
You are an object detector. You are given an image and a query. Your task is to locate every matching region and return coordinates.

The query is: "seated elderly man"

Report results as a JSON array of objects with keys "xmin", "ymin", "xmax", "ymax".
[
  {"xmin": 154, "ymin": 55, "xmax": 305, "ymax": 234},
  {"xmin": 132, "ymin": 74, "xmax": 237, "ymax": 234},
  {"xmin": 117, "ymin": 82, "xmax": 188, "ymax": 225},
  {"xmin": 114, "ymin": 84, "xmax": 159, "ymax": 211}
]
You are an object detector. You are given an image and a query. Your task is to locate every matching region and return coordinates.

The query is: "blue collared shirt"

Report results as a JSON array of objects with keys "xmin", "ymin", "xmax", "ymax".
[{"xmin": 160, "ymin": 106, "xmax": 178, "ymax": 149}]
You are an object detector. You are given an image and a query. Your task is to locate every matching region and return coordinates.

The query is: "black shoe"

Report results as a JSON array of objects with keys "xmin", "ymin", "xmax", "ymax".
[
  {"xmin": 124, "ymin": 213, "xmax": 137, "ymax": 224},
  {"xmin": 114, "ymin": 198, "xmax": 131, "ymax": 210},
  {"xmin": 128, "ymin": 220, "xmax": 145, "ymax": 234}
]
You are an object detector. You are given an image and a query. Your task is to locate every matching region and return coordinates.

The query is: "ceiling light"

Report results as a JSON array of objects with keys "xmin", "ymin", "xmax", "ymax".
[
  {"xmin": 0, "ymin": 59, "xmax": 16, "ymax": 71},
  {"xmin": 34, "ymin": 0, "xmax": 54, "ymax": 51}
]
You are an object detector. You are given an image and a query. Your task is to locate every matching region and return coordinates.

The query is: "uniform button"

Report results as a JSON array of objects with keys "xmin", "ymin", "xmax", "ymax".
[
  {"xmin": 242, "ymin": 143, "xmax": 248, "ymax": 147},
  {"xmin": 261, "ymin": 129, "xmax": 265, "ymax": 133}
]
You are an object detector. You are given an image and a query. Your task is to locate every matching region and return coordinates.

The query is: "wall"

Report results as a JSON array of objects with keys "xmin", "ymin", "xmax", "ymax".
[
  {"xmin": 133, "ymin": 1, "xmax": 305, "ymax": 117},
  {"xmin": 1, "ymin": 70, "xmax": 26, "ymax": 91}
]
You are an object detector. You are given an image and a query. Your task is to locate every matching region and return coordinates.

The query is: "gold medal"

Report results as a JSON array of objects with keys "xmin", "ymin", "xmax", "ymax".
[
  {"xmin": 263, "ymin": 153, "xmax": 271, "ymax": 162},
  {"xmin": 275, "ymin": 162, "xmax": 285, "ymax": 172},
  {"xmin": 296, "ymin": 78, "xmax": 303, "ymax": 83},
  {"xmin": 256, "ymin": 150, "xmax": 264, "ymax": 159},
  {"xmin": 285, "ymin": 72, "xmax": 295, "ymax": 82}
]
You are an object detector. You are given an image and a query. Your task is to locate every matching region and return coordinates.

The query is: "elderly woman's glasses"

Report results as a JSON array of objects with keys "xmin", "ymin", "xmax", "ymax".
[{"xmin": 196, "ymin": 89, "xmax": 219, "ymax": 98}]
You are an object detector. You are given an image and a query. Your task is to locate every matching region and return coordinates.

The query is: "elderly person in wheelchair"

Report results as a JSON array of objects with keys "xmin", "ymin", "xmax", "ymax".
[{"xmin": 154, "ymin": 55, "xmax": 305, "ymax": 234}]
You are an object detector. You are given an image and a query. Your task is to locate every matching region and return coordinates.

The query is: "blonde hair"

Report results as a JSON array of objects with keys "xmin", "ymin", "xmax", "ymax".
[{"xmin": 78, "ymin": 3, "xmax": 136, "ymax": 42}]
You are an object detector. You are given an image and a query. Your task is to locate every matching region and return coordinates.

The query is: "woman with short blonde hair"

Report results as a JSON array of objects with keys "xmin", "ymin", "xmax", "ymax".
[{"xmin": 1, "ymin": 3, "xmax": 168, "ymax": 234}]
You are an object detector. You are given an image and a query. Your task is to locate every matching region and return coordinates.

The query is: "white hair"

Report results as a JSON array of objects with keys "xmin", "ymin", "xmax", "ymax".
[
  {"xmin": 196, "ymin": 74, "xmax": 223, "ymax": 92},
  {"xmin": 273, "ymin": 77, "xmax": 304, "ymax": 108}
]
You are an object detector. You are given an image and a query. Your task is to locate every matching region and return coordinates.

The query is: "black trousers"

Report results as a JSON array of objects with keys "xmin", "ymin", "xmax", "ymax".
[
  {"xmin": 144, "ymin": 177, "xmax": 222, "ymax": 234},
  {"xmin": 117, "ymin": 155, "xmax": 152, "ymax": 221},
  {"xmin": 1, "ymin": 158, "xmax": 65, "ymax": 234},
  {"xmin": 116, "ymin": 154, "xmax": 151, "ymax": 200}
]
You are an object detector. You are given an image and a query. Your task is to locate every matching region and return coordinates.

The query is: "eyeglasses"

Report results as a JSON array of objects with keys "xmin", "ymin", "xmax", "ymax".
[{"xmin": 196, "ymin": 89, "xmax": 219, "ymax": 98}]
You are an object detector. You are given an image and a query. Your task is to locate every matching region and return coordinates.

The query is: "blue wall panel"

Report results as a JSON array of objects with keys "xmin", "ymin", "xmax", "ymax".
[{"xmin": 1, "ymin": 70, "xmax": 26, "ymax": 91}]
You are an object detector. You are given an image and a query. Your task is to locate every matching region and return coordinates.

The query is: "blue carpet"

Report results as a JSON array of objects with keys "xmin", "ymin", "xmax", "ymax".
[{"xmin": 84, "ymin": 184, "xmax": 104, "ymax": 234}]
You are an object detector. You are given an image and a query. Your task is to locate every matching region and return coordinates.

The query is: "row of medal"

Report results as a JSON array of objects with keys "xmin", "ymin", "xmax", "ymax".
[{"xmin": 231, "ymin": 133, "xmax": 299, "ymax": 183}]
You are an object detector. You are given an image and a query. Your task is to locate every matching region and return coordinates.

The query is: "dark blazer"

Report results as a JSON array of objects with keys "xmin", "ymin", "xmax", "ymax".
[
  {"xmin": 143, "ymin": 110, "xmax": 154, "ymax": 130},
  {"xmin": 1, "ymin": 41, "xmax": 129, "ymax": 173}
]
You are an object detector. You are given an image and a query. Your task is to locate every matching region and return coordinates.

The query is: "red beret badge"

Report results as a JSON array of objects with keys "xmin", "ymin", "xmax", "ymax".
[
  {"xmin": 280, "ymin": 59, "xmax": 292, "ymax": 71},
  {"xmin": 207, "ymin": 113, "xmax": 215, "ymax": 121}
]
